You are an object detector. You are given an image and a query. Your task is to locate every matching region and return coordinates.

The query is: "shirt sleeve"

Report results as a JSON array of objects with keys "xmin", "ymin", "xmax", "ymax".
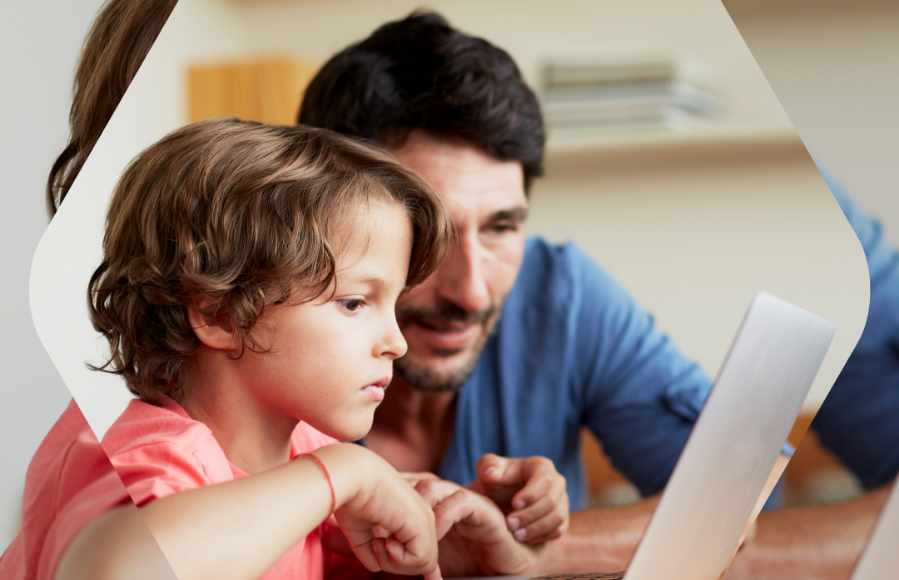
[
  {"xmin": 567, "ymin": 243, "xmax": 713, "ymax": 496},
  {"xmin": 110, "ymin": 439, "xmax": 215, "ymax": 506},
  {"xmin": 811, "ymin": 172, "xmax": 899, "ymax": 489}
]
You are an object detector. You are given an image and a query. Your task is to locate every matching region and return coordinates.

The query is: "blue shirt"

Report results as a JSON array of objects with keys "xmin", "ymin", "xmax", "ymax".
[
  {"xmin": 813, "ymin": 174, "xmax": 899, "ymax": 490},
  {"xmin": 436, "ymin": 238, "xmax": 712, "ymax": 509}
]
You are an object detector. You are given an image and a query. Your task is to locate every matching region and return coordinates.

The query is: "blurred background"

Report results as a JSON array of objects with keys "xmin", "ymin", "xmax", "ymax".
[
  {"xmin": 1, "ymin": 0, "xmax": 110, "ymax": 554},
  {"xmin": 723, "ymin": 0, "xmax": 899, "ymax": 514},
  {"xmin": 6, "ymin": 0, "xmax": 895, "ymax": 552}
]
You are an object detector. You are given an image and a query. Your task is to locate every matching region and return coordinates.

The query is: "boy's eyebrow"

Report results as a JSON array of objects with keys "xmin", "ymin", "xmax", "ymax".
[
  {"xmin": 338, "ymin": 275, "xmax": 391, "ymax": 289},
  {"xmin": 487, "ymin": 206, "xmax": 529, "ymax": 223}
]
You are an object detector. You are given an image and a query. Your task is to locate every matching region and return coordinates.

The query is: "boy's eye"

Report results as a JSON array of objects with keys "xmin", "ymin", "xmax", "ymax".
[{"xmin": 337, "ymin": 298, "xmax": 366, "ymax": 314}]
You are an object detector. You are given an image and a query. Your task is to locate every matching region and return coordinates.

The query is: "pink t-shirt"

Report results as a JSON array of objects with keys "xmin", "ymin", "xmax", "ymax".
[
  {"xmin": 0, "ymin": 397, "xmax": 361, "ymax": 580},
  {"xmin": 0, "ymin": 400, "xmax": 132, "ymax": 580},
  {"xmin": 101, "ymin": 396, "xmax": 342, "ymax": 580}
]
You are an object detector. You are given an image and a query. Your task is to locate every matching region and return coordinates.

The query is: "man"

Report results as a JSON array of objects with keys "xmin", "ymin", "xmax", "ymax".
[
  {"xmin": 299, "ymin": 10, "xmax": 899, "ymax": 576},
  {"xmin": 300, "ymin": 11, "xmax": 712, "ymax": 571}
]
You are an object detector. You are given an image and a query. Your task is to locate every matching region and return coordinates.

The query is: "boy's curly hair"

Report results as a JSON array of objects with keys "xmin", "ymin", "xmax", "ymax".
[{"xmin": 88, "ymin": 118, "xmax": 449, "ymax": 404}]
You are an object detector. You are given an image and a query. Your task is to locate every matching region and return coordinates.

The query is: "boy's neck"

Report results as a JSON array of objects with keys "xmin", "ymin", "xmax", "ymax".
[
  {"xmin": 366, "ymin": 376, "xmax": 457, "ymax": 474},
  {"xmin": 179, "ymin": 350, "xmax": 297, "ymax": 475}
]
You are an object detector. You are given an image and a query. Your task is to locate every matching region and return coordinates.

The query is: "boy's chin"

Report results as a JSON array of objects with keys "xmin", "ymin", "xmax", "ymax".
[{"xmin": 323, "ymin": 417, "xmax": 375, "ymax": 443}]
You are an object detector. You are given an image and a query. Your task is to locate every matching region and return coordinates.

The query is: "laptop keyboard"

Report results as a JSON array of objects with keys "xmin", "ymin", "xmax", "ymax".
[{"xmin": 540, "ymin": 573, "xmax": 625, "ymax": 579}]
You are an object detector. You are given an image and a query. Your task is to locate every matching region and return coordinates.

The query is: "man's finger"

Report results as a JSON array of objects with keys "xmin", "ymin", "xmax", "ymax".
[
  {"xmin": 511, "ymin": 507, "xmax": 567, "ymax": 542},
  {"xmin": 508, "ymin": 471, "xmax": 556, "ymax": 511},
  {"xmin": 476, "ymin": 453, "xmax": 515, "ymax": 483},
  {"xmin": 525, "ymin": 527, "xmax": 565, "ymax": 544},
  {"xmin": 508, "ymin": 493, "xmax": 553, "ymax": 534}
]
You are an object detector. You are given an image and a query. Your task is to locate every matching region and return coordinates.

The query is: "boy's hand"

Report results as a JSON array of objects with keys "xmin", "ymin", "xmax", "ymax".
[
  {"xmin": 413, "ymin": 477, "xmax": 544, "ymax": 577},
  {"xmin": 469, "ymin": 454, "xmax": 570, "ymax": 544},
  {"xmin": 317, "ymin": 445, "xmax": 441, "ymax": 580}
]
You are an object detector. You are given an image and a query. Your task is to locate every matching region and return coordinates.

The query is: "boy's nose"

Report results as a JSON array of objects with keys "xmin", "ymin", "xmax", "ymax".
[{"xmin": 379, "ymin": 314, "xmax": 408, "ymax": 360}]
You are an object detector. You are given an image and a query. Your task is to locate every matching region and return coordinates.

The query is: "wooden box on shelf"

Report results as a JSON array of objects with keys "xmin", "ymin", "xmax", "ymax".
[{"xmin": 187, "ymin": 56, "xmax": 318, "ymax": 125}]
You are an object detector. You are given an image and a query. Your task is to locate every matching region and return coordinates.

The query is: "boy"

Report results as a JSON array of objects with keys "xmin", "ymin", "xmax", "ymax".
[{"xmin": 84, "ymin": 117, "xmax": 451, "ymax": 580}]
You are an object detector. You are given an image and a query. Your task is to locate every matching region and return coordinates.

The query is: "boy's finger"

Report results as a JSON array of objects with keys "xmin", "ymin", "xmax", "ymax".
[
  {"xmin": 321, "ymin": 524, "xmax": 354, "ymax": 557},
  {"xmin": 346, "ymin": 535, "xmax": 382, "ymax": 572},
  {"xmin": 383, "ymin": 534, "xmax": 438, "ymax": 576},
  {"xmin": 432, "ymin": 489, "xmax": 482, "ymax": 539},
  {"xmin": 423, "ymin": 564, "xmax": 444, "ymax": 580},
  {"xmin": 414, "ymin": 478, "xmax": 457, "ymax": 509},
  {"xmin": 402, "ymin": 471, "xmax": 440, "ymax": 486}
]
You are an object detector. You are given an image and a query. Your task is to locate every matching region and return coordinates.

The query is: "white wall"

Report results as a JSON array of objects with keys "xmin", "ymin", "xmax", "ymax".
[
  {"xmin": 529, "ymin": 142, "xmax": 865, "ymax": 401},
  {"xmin": 0, "ymin": 0, "xmax": 108, "ymax": 551},
  {"xmin": 724, "ymin": 0, "xmax": 899, "ymax": 239},
  {"xmin": 234, "ymin": 0, "xmax": 792, "ymax": 132}
]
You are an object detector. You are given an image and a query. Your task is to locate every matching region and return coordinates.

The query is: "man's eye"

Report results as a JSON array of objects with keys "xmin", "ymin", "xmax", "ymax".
[
  {"xmin": 487, "ymin": 222, "xmax": 517, "ymax": 234},
  {"xmin": 338, "ymin": 299, "xmax": 366, "ymax": 313}
]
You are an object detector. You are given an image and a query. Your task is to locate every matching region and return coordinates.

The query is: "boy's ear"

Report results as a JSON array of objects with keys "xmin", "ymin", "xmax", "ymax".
[{"xmin": 187, "ymin": 298, "xmax": 237, "ymax": 352}]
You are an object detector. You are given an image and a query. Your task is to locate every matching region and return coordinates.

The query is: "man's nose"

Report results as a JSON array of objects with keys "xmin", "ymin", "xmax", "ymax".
[{"xmin": 436, "ymin": 233, "xmax": 490, "ymax": 314}]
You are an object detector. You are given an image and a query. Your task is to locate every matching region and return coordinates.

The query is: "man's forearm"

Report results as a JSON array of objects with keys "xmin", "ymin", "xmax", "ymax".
[
  {"xmin": 724, "ymin": 484, "xmax": 892, "ymax": 580},
  {"xmin": 537, "ymin": 496, "xmax": 659, "ymax": 573}
]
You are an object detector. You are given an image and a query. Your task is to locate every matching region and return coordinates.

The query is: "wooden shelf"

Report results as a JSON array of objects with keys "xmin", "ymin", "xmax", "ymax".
[{"xmin": 544, "ymin": 124, "xmax": 808, "ymax": 173}]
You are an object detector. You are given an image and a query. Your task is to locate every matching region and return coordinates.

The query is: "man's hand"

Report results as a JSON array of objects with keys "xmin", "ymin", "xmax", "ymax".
[
  {"xmin": 469, "ymin": 454, "xmax": 570, "ymax": 544},
  {"xmin": 413, "ymin": 477, "xmax": 545, "ymax": 577}
]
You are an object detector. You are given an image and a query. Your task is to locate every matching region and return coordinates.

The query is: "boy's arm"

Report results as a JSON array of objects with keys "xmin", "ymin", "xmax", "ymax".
[
  {"xmin": 54, "ymin": 503, "xmax": 177, "ymax": 580},
  {"xmin": 57, "ymin": 443, "xmax": 439, "ymax": 580}
]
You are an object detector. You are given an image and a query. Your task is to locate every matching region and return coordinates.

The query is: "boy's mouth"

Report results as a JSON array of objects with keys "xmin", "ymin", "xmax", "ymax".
[{"xmin": 361, "ymin": 377, "xmax": 390, "ymax": 402}]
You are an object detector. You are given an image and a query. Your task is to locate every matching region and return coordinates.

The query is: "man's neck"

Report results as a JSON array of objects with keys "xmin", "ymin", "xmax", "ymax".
[{"xmin": 367, "ymin": 375, "xmax": 458, "ymax": 473}]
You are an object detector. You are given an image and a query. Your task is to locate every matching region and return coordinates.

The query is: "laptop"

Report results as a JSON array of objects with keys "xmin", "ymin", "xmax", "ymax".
[
  {"xmin": 469, "ymin": 291, "xmax": 836, "ymax": 580},
  {"xmin": 847, "ymin": 479, "xmax": 899, "ymax": 580}
]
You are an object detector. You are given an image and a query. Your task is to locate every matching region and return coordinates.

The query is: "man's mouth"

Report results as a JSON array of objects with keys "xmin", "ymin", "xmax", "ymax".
[
  {"xmin": 407, "ymin": 319, "xmax": 480, "ymax": 352},
  {"xmin": 397, "ymin": 300, "xmax": 498, "ymax": 355}
]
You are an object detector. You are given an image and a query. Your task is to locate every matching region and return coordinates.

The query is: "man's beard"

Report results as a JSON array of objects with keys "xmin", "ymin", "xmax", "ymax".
[{"xmin": 395, "ymin": 299, "xmax": 500, "ymax": 393}]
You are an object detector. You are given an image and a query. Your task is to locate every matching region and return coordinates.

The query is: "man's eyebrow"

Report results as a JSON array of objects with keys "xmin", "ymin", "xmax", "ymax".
[{"xmin": 487, "ymin": 206, "xmax": 529, "ymax": 222}]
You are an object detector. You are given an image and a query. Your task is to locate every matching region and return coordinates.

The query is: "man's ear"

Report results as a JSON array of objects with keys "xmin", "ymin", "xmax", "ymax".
[{"xmin": 186, "ymin": 298, "xmax": 237, "ymax": 352}]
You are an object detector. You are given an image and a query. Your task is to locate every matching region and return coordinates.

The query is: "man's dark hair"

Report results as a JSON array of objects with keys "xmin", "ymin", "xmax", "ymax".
[{"xmin": 299, "ymin": 11, "xmax": 544, "ymax": 191}]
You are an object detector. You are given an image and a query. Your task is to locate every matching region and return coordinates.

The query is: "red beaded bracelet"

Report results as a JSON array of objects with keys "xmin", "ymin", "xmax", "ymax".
[{"xmin": 298, "ymin": 453, "xmax": 336, "ymax": 515}]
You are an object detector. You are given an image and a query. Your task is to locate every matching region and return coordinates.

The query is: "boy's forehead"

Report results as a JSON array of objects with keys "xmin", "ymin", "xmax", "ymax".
[{"xmin": 334, "ymin": 198, "xmax": 412, "ymax": 281}]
